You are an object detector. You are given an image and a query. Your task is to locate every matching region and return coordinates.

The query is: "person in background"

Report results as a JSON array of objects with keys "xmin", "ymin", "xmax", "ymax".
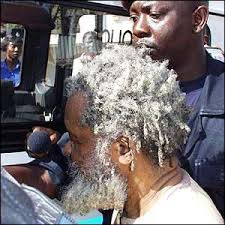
[
  {"xmin": 4, "ymin": 127, "xmax": 69, "ymax": 199},
  {"xmin": 1, "ymin": 36, "xmax": 23, "ymax": 87},
  {"xmin": 121, "ymin": 0, "xmax": 224, "ymax": 217},
  {"xmin": 82, "ymin": 31, "xmax": 99, "ymax": 59},
  {"xmin": 72, "ymin": 31, "xmax": 99, "ymax": 76}
]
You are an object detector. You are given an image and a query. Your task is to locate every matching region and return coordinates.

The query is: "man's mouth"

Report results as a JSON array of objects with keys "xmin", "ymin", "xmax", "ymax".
[
  {"xmin": 135, "ymin": 44, "xmax": 157, "ymax": 57},
  {"xmin": 138, "ymin": 43, "xmax": 155, "ymax": 49},
  {"xmin": 136, "ymin": 38, "xmax": 157, "ymax": 49}
]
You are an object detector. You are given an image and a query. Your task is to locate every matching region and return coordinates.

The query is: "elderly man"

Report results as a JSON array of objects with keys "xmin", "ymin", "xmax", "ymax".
[
  {"xmin": 1, "ymin": 36, "xmax": 23, "ymax": 87},
  {"xmin": 121, "ymin": 0, "xmax": 224, "ymax": 216},
  {"xmin": 60, "ymin": 45, "xmax": 223, "ymax": 224}
]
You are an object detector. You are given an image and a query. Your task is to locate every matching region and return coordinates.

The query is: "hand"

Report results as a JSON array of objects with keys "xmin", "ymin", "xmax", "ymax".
[{"xmin": 32, "ymin": 126, "xmax": 60, "ymax": 144}]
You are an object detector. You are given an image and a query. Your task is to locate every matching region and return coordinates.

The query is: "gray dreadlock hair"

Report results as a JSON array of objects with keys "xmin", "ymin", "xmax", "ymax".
[{"xmin": 65, "ymin": 44, "xmax": 191, "ymax": 167}]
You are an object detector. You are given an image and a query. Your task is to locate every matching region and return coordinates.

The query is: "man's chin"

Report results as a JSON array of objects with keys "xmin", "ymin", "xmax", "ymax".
[
  {"xmin": 60, "ymin": 167, "xmax": 127, "ymax": 215},
  {"xmin": 146, "ymin": 49, "xmax": 163, "ymax": 61},
  {"xmin": 11, "ymin": 56, "xmax": 19, "ymax": 60},
  {"xmin": 135, "ymin": 46, "xmax": 162, "ymax": 61}
]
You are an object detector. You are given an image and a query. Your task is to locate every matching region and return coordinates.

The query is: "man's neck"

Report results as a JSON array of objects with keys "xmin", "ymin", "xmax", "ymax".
[
  {"xmin": 6, "ymin": 57, "xmax": 18, "ymax": 71},
  {"xmin": 123, "ymin": 155, "xmax": 182, "ymax": 218},
  {"xmin": 171, "ymin": 47, "xmax": 207, "ymax": 82}
]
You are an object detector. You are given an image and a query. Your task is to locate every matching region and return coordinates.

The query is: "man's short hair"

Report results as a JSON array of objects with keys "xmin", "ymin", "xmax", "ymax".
[
  {"xmin": 121, "ymin": 0, "xmax": 209, "ymax": 11},
  {"xmin": 1, "ymin": 36, "xmax": 23, "ymax": 52}
]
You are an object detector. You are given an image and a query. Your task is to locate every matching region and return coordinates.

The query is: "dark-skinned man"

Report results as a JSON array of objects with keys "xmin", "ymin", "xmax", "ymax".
[
  {"xmin": 1, "ymin": 36, "xmax": 23, "ymax": 87},
  {"xmin": 121, "ymin": 0, "xmax": 224, "ymax": 217}
]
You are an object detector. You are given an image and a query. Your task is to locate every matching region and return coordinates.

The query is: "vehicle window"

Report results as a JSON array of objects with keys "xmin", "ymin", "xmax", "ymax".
[
  {"xmin": 0, "ymin": 1, "xmax": 132, "ymax": 162},
  {"xmin": 1, "ymin": 3, "xmax": 132, "ymax": 125},
  {"xmin": 45, "ymin": 5, "xmax": 133, "ymax": 85},
  {"xmin": 1, "ymin": 23, "xmax": 27, "ymax": 122},
  {"xmin": 1, "ymin": 23, "xmax": 25, "ymax": 88}
]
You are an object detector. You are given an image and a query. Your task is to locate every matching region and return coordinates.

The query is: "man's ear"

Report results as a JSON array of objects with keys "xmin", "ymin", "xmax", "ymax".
[
  {"xmin": 113, "ymin": 136, "xmax": 135, "ymax": 171},
  {"xmin": 192, "ymin": 5, "xmax": 209, "ymax": 33},
  {"xmin": 116, "ymin": 136, "xmax": 131, "ymax": 156}
]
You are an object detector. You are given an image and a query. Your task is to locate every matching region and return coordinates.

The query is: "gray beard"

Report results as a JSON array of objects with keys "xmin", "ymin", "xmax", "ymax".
[{"xmin": 60, "ymin": 138, "xmax": 127, "ymax": 215}]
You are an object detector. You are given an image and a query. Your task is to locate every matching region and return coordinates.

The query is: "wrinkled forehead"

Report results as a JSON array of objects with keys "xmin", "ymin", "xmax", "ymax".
[{"xmin": 64, "ymin": 92, "xmax": 87, "ymax": 126}]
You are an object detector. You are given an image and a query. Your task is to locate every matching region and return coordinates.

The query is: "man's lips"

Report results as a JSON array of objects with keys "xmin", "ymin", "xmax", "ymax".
[
  {"xmin": 137, "ymin": 43, "xmax": 155, "ymax": 48},
  {"xmin": 136, "ymin": 44, "xmax": 157, "ymax": 55},
  {"xmin": 135, "ymin": 38, "xmax": 158, "ymax": 50}
]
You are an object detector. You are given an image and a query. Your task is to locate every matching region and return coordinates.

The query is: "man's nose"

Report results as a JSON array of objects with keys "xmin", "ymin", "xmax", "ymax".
[
  {"xmin": 133, "ymin": 14, "xmax": 150, "ymax": 38},
  {"xmin": 14, "ymin": 46, "xmax": 19, "ymax": 51}
]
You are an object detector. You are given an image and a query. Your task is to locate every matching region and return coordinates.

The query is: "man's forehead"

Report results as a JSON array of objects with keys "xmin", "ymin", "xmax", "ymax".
[
  {"xmin": 142, "ymin": 1, "xmax": 175, "ymax": 9},
  {"xmin": 129, "ymin": 1, "xmax": 191, "ymax": 11},
  {"xmin": 65, "ymin": 92, "xmax": 87, "ymax": 119},
  {"xmin": 8, "ymin": 42, "xmax": 22, "ymax": 47},
  {"xmin": 69, "ymin": 91, "xmax": 87, "ymax": 104}
]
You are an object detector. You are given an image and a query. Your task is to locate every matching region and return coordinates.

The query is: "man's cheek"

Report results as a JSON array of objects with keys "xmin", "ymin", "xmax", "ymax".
[
  {"xmin": 71, "ymin": 150, "xmax": 91, "ymax": 171},
  {"xmin": 63, "ymin": 141, "xmax": 73, "ymax": 157}
]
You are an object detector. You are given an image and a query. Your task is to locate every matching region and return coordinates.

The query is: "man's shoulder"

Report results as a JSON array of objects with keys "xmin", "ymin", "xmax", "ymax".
[
  {"xmin": 205, "ymin": 55, "xmax": 224, "ymax": 105},
  {"xmin": 166, "ymin": 170, "xmax": 215, "ymax": 203},
  {"xmin": 1, "ymin": 60, "xmax": 9, "ymax": 78},
  {"xmin": 161, "ymin": 171, "xmax": 224, "ymax": 223},
  {"xmin": 207, "ymin": 54, "xmax": 224, "ymax": 77}
]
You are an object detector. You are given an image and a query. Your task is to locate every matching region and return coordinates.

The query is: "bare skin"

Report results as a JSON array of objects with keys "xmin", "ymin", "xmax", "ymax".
[{"xmin": 4, "ymin": 164, "xmax": 57, "ymax": 198}]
